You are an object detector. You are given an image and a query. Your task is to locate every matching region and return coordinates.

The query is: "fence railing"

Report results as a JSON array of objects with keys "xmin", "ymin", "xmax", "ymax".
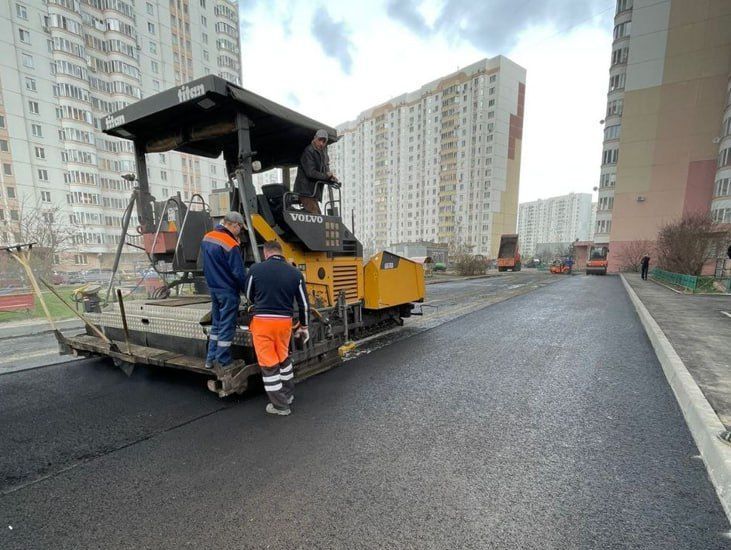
[{"xmin": 650, "ymin": 268, "xmax": 697, "ymax": 291}]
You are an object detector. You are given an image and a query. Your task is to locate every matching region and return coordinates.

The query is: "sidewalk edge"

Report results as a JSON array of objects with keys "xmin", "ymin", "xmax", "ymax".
[{"xmin": 621, "ymin": 274, "xmax": 731, "ymax": 522}]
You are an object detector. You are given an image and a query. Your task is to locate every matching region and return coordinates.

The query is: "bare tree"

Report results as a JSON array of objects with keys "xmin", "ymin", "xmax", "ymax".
[
  {"xmin": 655, "ymin": 212, "xmax": 730, "ymax": 276},
  {"xmin": 615, "ymin": 239, "xmax": 654, "ymax": 272},
  {"xmin": 14, "ymin": 198, "xmax": 79, "ymax": 276},
  {"xmin": 449, "ymin": 242, "xmax": 487, "ymax": 276}
]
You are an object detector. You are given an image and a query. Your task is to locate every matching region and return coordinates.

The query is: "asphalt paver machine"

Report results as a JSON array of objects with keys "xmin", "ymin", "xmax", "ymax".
[{"xmin": 59, "ymin": 75, "xmax": 425, "ymax": 396}]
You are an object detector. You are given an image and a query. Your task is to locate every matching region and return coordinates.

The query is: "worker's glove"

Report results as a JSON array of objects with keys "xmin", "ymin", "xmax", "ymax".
[{"xmin": 294, "ymin": 326, "xmax": 310, "ymax": 344}]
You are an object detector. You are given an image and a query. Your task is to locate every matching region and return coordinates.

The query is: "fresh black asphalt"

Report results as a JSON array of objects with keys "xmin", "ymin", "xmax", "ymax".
[{"xmin": 0, "ymin": 275, "xmax": 728, "ymax": 549}]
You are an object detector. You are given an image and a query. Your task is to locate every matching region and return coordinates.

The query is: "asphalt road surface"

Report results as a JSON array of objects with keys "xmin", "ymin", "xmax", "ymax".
[{"xmin": 1, "ymin": 274, "xmax": 728, "ymax": 549}]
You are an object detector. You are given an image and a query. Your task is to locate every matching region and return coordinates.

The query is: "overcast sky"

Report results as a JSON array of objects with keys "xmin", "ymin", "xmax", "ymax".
[{"xmin": 238, "ymin": 0, "xmax": 615, "ymax": 203}]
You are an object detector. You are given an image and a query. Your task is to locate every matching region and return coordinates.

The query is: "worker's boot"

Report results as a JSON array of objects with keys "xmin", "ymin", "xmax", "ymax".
[{"xmin": 266, "ymin": 403, "xmax": 291, "ymax": 416}]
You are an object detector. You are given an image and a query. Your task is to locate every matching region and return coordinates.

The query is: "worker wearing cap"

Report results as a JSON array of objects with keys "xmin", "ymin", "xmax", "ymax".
[
  {"xmin": 294, "ymin": 129, "xmax": 339, "ymax": 214},
  {"xmin": 201, "ymin": 211, "xmax": 247, "ymax": 369},
  {"xmin": 245, "ymin": 240, "xmax": 309, "ymax": 416}
]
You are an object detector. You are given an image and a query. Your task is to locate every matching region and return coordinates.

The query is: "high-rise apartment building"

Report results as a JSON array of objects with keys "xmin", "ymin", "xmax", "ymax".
[
  {"xmin": 595, "ymin": 0, "xmax": 731, "ymax": 271},
  {"xmin": 331, "ymin": 57, "xmax": 526, "ymax": 258},
  {"xmin": 0, "ymin": 0, "xmax": 241, "ymax": 268},
  {"xmin": 517, "ymin": 193, "xmax": 593, "ymax": 259}
]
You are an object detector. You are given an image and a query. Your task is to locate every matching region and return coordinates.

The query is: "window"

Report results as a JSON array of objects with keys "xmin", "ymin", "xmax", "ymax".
[
  {"xmin": 3, "ymin": 163, "xmax": 12, "ymax": 176},
  {"xmin": 34, "ymin": 146, "xmax": 45, "ymax": 159},
  {"xmin": 489, "ymin": 75, "xmax": 496, "ymax": 83},
  {"xmin": 606, "ymin": 98, "xmax": 623, "ymax": 117},
  {"xmin": 203, "ymin": 50, "xmax": 209, "ymax": 61},
  {"xmin": 25, "ymin": 77, "xmax": 36, "ymax": 92},
  {"xmin": 600, "ymin": 172, "xmax": 616, "ymax": 188},
  {"xmin": 201, "ymin": 16, "xmax": 207, "ymax": 26},
  {"xmin": 202, "ymin": 32, "xmax": 208, "ymax": 44},
  {"xmin": 161, "ymin": 170, "xmax": 167, "ymax": 181},
  {"xmin": 152, "ymin": 79, "xmax": 161, "ymax": 92},
  {"xmin": 614, "ymin": 21, "xmax": 631, "ymax": 39},
  {"xmin": 18, "ymin": 28, "xmax": 30, "ymax": 44},
  {"xmin": 150, "ymin": 60, "xmax": 159, "ymax": 74},
  {"xmin": 0, "ymin": 140, "xmax": 8, "ymax": 152},
  {"xmin": 28, "ymin": 100, "xmax": 39, "ymax": 114},
  {"xmin": 22, "ymin": 53, "xmax": 34, "ymax": 68},
  {"xmin": 609, "ymin": 72, "xmax": 626, "ymax": 91},
  {"xmin": 602, "ymin": 148, "xmax": 619, "ymax": 165},
  {"xmin": 10, "ymin": 210, "xmax": 19, "ymax": 221},
  {"xmin": 714, "ymin": 178, "xmax": 730, "ymax": 197},
  {"xmin": 146, "ymin": 2, "xmax": 154, "ymax": 15},
  {"xmin": 604, "ymin": 124, "xmax": 621, "ymax": 140},
  {"xmin": 200, "ymin": 0, "xmax": 206, "ymax": 7},
  {"xmin": 16, "ymin": 3, "xmax": 28, "ymax": 19},
  {"xmin": 0, "ymin": 115, "xmax": 4, "ymax": 128},
  {"xmin": 719, "ymin": 147, "xmax": 731, "ymax": 168},
  {"xmin": 38, "ymin": 169, "xmax": 48, "ymax": 181},
  {"xmin": 611, "ymin": 46, "xmax": 629, "ymax": 66},
  {"xmin": 149, "ymin": 41, "xmax": 157, "ymax": 55},
  {"xmin": 41, "ymin": 191, "xmax": 51, "ymax": 202},
  {"xmin": 74, "ymin": 254, "xmax": 88, "ymax": 265},
  {"xmin": 711, "ymin": 207, "xmax": 731, "ymax": 223},
  {"xmin": 31, "ymin": 123, "xmax": 42, "ymax": 137},
  {"xmin": 148, "ymin": 22, "xmax": 155, "ymax": 34},
  {"xmin": 7, "ymin": 186, "xmax": 15, "ymax": 198},
  {"xmin": 616, "ymin": 0, "xmax": 633, "ymax": 14}
]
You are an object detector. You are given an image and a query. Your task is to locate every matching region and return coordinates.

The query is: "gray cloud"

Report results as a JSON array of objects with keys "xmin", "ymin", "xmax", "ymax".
[
  {"xmin": 386, "ymin": 0, "xmax": 430, "ymax": 35},
  {"xmin": 386, "ymin": 0, "xmax": 611, "ymax": 52},
  {"xmin": 311, "ymin": 7, "xmax": 355, "ymax": 74}
]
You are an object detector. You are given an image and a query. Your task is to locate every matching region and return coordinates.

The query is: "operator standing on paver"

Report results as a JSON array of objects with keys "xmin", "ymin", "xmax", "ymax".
[
  {"xmin": 294, "ymin": 129, "xmax": 339, "ymax": 215},
  {"xmin": 201, "ymin": 212, "xmax": 247, "ymax": 370},
  {"xmin": 245, "ymin": 240, "xmax": 309, "ymax": 416}
]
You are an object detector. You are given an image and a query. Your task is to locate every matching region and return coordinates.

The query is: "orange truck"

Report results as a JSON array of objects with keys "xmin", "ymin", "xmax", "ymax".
[
  {"xmin": 497, "ymin": 234, "xmax": 521, "ymax": 272},
  {"xmin": 586, "ymin": 245, "xmax": 609, "ymax": 275}
]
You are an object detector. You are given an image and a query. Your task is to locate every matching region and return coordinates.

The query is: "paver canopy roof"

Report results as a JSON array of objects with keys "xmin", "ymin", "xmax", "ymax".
[{"xmin": 102, "ymin": 75, "xmax": 338, "ymax": 172}]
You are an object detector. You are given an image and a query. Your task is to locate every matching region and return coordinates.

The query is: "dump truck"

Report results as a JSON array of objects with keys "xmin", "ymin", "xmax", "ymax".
[
  {"xmin": 586, "ymin": 245, "xmax": 609, "ymax": 275},
  {"xmin": 54, "ymin": 75, "xmax": 425, "ymax": 397},
  {"xmin": 497, "ymin": 234, "xmax": 521, "ymax": 272}
]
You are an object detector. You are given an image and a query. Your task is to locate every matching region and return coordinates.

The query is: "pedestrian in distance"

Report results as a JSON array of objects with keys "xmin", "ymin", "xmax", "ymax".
[
  {"xmin": 201, "ymin": 211, "xmax": 247, "ymax": 370},
  {"xmin": 640, "ymin": 254, "xmax": 650, "ymax": 280},
  {"xmin": 245, "ymin": 240, "xmax": 310, "ymax": 416},
  {"xmin": 293, "ymin": 129, "xmax": 339, "ymax": 215}
]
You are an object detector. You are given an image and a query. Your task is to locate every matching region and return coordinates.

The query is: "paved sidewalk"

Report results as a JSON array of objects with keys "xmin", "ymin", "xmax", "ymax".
[{"xmin": 624, "ymin": 273, "xmax": 731, "ymax": 428}]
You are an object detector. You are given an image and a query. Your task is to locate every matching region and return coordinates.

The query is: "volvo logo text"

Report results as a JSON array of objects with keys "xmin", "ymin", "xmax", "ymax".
[
  {"xmin": 177, "ymin": 84, "xmax": 206, "ymax": 103},
  {"xmin": 104, "ymin": 114, "xmax": 125, "ymax": 128},
  {"xmin": 289, "ymin": 213, "xmax": 323, "ymax": 224}
]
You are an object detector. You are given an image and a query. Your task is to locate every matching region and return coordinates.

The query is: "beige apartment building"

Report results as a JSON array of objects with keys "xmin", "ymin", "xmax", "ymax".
[
  {"xmin": 331, "ymin": 57, "xmax": 526, "ymax": 258},
  {"xmin": 0, "ymin": 0, "xmax": 241, "ymax": 269},
  {"xmin": 596, "ymin": 0, "xmax": 731, "ymax": 272}
]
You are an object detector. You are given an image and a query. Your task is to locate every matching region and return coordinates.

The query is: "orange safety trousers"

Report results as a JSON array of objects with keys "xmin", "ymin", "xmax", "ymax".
[{"xmin": 249, "ymin": 316, "xmax": 293, "ymax": 367}]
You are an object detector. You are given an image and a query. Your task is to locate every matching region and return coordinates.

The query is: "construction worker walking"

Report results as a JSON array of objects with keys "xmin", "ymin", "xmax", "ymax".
[
  {"xmin": 245, "ymin": 240, "xmax": 309, "ymax": 416},
  {"xmin": 201, "ymin": 212, "xmax": 247, "ymax": 369}
]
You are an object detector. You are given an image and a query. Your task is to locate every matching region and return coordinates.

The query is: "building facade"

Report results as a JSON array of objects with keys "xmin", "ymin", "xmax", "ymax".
[
  {"xmin": 0, "ymin": 0, "xmax": 241, "ymax": 269},
  {"xmin": 517, "ymin": 192, "xmax": 593, "ymax": 259},
  {"xmin": 330, "ymin": 57, "xmax": 526, "ymax": 258},
  {"xmin": 595, "ymin": 0, "xmax": 731, "ymax": 271}
]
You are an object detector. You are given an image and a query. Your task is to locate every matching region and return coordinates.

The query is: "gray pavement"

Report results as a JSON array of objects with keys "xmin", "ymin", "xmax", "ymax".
[
  {"xmin": 0, "ymin": 320, "xmax": 83, "ymax": 374},
  {"xmin": 0, "ymin": 275, "xmax": 728, "ymax": 548},
  {"xmin": 624, "ymin": 273, "xmax": 731, "ymax": 428}
]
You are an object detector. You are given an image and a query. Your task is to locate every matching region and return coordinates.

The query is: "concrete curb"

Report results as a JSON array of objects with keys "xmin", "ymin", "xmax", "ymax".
[{"xmin": 621, "ymin": 274, "xmax": 731, "ymax": 521}]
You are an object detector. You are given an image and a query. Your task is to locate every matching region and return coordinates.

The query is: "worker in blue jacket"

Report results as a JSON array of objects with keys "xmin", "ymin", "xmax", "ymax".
[
  {"xmin": 201, "ymin": 211, "xmax": 247, "ymax": 369},
  {"xmin": 245, "ymin": 240, "xmax": 309, "ymax": 416}
]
